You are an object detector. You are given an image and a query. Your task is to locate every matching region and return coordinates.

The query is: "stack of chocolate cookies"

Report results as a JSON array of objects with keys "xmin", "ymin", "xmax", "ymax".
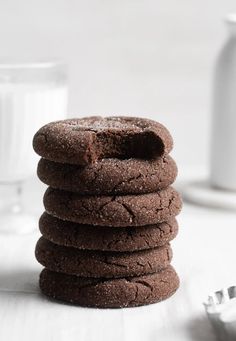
[{"xmin": 33, "ymin": 116, "xmax": 182, "ymax": 308}]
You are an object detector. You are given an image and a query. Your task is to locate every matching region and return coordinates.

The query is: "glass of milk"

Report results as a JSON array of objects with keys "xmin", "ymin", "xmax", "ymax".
[{"xmin": 0, "ymin": 61, "xmax": 68, "ymax": 234}]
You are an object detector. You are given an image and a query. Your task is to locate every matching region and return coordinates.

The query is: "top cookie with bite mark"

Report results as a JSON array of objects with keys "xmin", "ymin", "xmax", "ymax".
[{"xmin": 33, "ymin": 116, "xmax": 173, "ymax": 165}]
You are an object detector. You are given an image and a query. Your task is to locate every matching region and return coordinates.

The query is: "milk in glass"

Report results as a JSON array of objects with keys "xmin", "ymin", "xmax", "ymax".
[{"xmin": 0, "ymin": 81, "xmax": 67, "ymax": 182}]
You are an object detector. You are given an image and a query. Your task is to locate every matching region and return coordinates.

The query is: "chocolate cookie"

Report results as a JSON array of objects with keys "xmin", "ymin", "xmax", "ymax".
[
  {"xmin": 39, "ymin": 212, "xmax": 178, "ymax": 252},
  {"xmin": 33, "ymin": 116, "xmax": 173, "ymax": 165},
  {"xmin": 43, "ymin": 187, "xmax": 182, "ymax": 227},
  {"xmin": 39, "ymin": 265, "xmax": 179, "ymax": 308},
  {"xmin": 37, "ymin": 155, "xmax": 177, "ymax": 195},
  {"xmin": 35, "ymin": 237, "xmax": 172, "ymax": 278}
]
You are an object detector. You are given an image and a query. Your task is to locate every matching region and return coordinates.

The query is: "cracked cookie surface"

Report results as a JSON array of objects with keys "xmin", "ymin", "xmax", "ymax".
[
  {"xmin": 33, "ymin": 116, "xmax": 173, "ymax": 165},
  {"xmin": 43, "ymin": 186, "xmax": 182, "ymax": 227},
  {"xmin": 39, "ymin": 265, "xmax": 179, "ymax": 308},
  {"xmin": 39, "ymin": 212, "xmax": 178, "ymax": 252},
  {"xmin": 35, "ymin": 237, "xmax": 172, "ymax": 278},
  {"xmin": 37, "ymin": 155, "xmax": 177, "ymax": 195}
]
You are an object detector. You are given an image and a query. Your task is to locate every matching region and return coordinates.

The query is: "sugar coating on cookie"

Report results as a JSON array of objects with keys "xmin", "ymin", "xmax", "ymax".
[
  {"xmin": 39, "ymin": 212, "xmax": 178, "ymax": 252},
  {"xmin": 39, "ymin": 265, "xmax": 179, "ymax": 308},
  {"xmin": 37, "ymin": 155, "xmax": 177, "ymax": 195},
  {"xmin": 35, "ymin": 237, "xmax": 172, "ymax": 278},
  {"xmin": 43, "ymin": 186, "xmax": 182, "ymax": 227},
  {"xmin": 33, "ymin": 116, "xmax": 173, "ymax": 165}
]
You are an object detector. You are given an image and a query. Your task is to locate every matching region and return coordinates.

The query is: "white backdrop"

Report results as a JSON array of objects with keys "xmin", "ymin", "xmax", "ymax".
[{"xmin": 0, "ymin": 0, "xmax": 235, "ymax": 170}]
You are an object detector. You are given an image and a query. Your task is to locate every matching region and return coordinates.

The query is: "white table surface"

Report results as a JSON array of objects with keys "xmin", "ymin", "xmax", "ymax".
[{"xmin": 1, "ymin": 178, "xmax": 236, "ymax": 341}]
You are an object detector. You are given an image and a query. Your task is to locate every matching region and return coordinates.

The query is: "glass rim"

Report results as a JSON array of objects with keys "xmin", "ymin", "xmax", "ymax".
[{"xmin": 0, "ymin": 60, "xmax": 66, "ymax": 70}]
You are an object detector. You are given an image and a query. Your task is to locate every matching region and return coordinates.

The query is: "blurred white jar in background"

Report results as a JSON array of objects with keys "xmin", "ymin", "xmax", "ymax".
[{"xmin": 210, "ymin": 14, "xmax": 236, "ymax": 191}]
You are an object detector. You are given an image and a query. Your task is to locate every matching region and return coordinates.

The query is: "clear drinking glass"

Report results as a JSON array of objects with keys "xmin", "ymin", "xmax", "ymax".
[{"xmin": 0, "ymin": 61, "xmax": 68, "ymax": 234}]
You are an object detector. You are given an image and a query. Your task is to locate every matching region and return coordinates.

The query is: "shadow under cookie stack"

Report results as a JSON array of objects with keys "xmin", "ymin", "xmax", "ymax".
[{"xmin": 33, "ymin": 116, "xmax": 182, "ymax": 308}]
